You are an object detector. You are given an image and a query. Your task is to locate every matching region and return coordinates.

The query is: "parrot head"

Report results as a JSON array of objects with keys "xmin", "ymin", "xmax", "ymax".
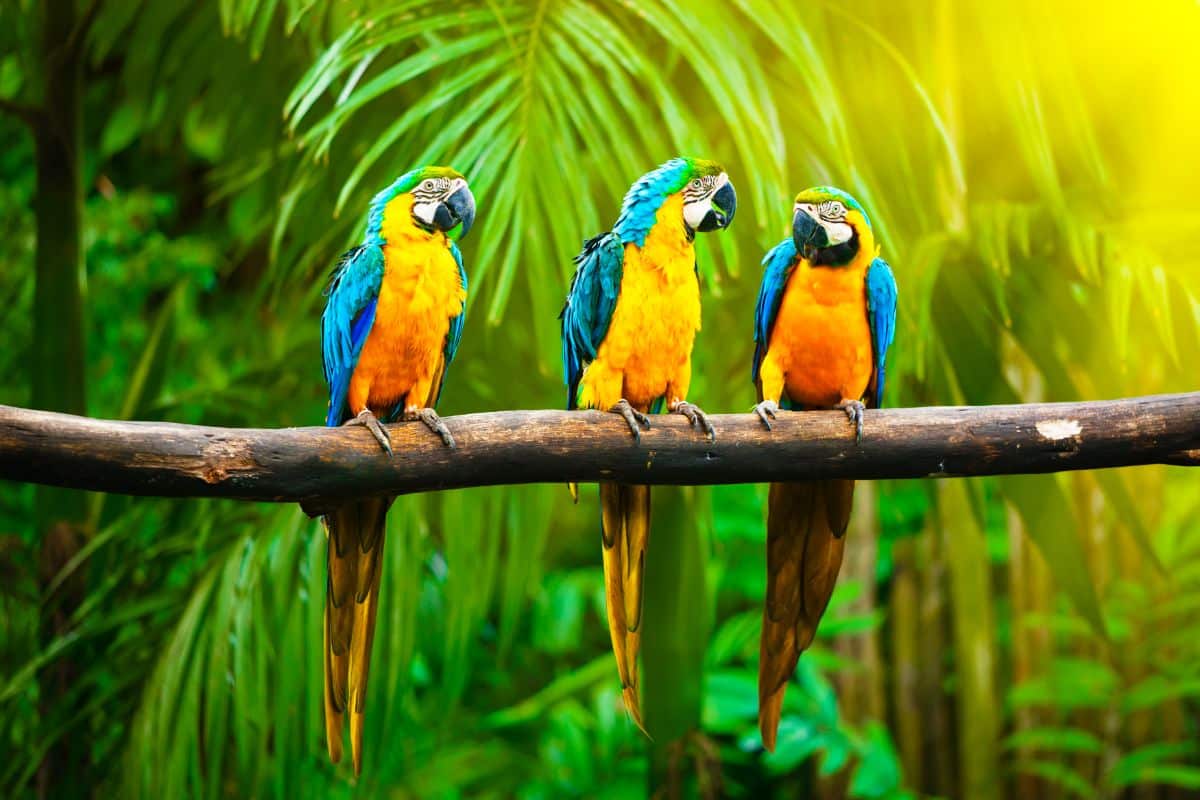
[
  {"xmin": 612, "ymin": 157, "xmax": 737, "ymax": 246},
  {"xmin": 369, "ymin": 165, "xmax": 476, "ymax": 244},
  {"xmin": 409, "ymin": 166, "xmax": 476, "ymax": 239},
  {"xmin": 791, "ymin": 186, "xmax": 873, "ymax": 266},
  {"xmin": 679, "ymin": 159, "xmax": 737, "ymax": 234}
]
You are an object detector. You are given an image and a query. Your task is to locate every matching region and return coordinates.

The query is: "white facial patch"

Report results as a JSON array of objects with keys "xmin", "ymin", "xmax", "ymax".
[
  {"xmin": 683, "ymin": 196, "xmax": 712, "ymax": 230},
  {"xmin": 411, "ymin": 200, "xmax": 438, "ymax": 225},
  {"xmin": 682, "ymin": 172, "xmax": 728, "ymax": 230},
  {"xmin": 822, "ymin": 220, "xmax": 854, "ymax": 245}
]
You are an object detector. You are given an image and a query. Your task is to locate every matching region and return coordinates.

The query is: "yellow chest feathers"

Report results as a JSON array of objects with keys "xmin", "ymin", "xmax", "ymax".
[
  {"xmin": 586, "ymin": 194, "xmax": 700, "ymax": 406},
  {"xmin": 351, "ymin": 195, "xmax": 465, "ymax": 409}
]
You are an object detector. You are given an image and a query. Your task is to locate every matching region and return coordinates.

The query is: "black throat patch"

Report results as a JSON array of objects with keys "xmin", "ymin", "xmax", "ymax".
[{"xmin": 807, "ymin": 228, "xmax": 860, "ymax": 267}]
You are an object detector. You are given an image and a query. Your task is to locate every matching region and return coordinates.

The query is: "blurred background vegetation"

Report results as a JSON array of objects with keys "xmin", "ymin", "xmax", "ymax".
[{"xmin": 1, "ymin": 0, "xmax": 1199, "ymax": 797}]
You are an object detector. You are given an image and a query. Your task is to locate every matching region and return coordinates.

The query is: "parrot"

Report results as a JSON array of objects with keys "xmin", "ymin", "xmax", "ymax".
[
  {"xmin": 319, "ymin": 165, "xmax": 475, "ymax": 774},
  {"xmin": 560, "ymin": 157, "xmax": 737, "ymax": 730},
  {"xmin": 749, "ymin": 187, "xmax": 897, "ymax": 751}
]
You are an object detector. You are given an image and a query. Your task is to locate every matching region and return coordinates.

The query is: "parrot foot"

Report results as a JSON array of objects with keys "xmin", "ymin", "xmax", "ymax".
[
  {"xmin": 406, "ymin": 407, "xmax": 456, "ymax": 448},
  {"xmin": 609, "ymin": 399, "xmax": 651, "ymax": 443},
  {"xmin": 671, "ymin": 400, "xmax": 716, "ymax": 442},
  {"xmin": 754, "ymin": 400, "xmax": 781, "ymax": 431},
  {"xmin": 837, "ymin": 399, "xmax": 866, "ymax": 444},
  {"xmin": 345, "ymin": 409, "xmax": 393, "ymax": 456}
]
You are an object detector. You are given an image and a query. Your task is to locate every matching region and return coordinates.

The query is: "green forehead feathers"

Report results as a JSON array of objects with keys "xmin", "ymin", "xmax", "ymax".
[
  {"xmin": 795, "ymin": 186, "xmax": 871, "ymax": 229},
  {"xmin": 679, "ymin": 157, "xmax": 725, "ymax": 186}
]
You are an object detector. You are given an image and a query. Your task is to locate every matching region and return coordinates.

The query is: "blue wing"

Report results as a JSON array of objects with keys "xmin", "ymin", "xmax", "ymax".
[
  {"xmin": 321, "ymin": 244, "xmax": 385, "ymax": 426},
  {"xmin": 560, "ymin": 232, "xmax": 625, "ymax": 409},
  {"xmin": 434, "ymin": 241, "xmax": 469, "ymax": 406},
  {"xmin": 865, "ymin": 257, "xmax": 898, "ymax": 408},
  {"xmin": 751, "ymin": 238, "xmax": 797, "ymax": 386}
]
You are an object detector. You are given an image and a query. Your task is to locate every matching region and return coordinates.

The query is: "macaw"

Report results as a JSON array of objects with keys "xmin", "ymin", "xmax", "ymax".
[
  {"xmin": 561, "ymin": 157, "xmax": 737, "ymax": 729},
  {"xmin": 319, "ymin": 166, "xmax": 475, "ymax": 774},
  {"xmin": 750, "ymin": 187, "xmax": 897, "ymax": 751}
]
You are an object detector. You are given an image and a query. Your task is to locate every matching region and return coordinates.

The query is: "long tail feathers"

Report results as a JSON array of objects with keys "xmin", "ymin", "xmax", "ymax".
[
  {"xmin": 758, "ymin": 479, "xmax": 853, "ymax": 751},
  {"xmin": 599, "ymin": 482, "xmax": 651, "ymax": 734},
  {"xmin": 323, "ymin": 496, "xmax": 391, "ymax": 775}
]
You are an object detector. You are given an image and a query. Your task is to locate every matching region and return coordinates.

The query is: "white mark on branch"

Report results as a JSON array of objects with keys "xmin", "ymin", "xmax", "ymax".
[{"xmin": 1036, "ymin": 419, "xmax": 1082, "ymax": 440}]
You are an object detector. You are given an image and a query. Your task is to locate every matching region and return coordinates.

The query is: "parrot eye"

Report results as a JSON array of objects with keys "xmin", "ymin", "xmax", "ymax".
[
  {"xmin": 690, "ymin": 179, "xmax": 701, "ymax": 189},
  {"xmin": 820, "ymin": 201, "xmax": 846, "ymax": 219},
  {"xmin": 421, "ymin": 179, "xmax": 435, "ymax": 191}
]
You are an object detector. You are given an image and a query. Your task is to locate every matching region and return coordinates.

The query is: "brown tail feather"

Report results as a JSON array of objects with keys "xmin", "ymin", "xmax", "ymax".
[
  {"xmin": 600, "ymin": 482, "xmax": 651, "ymax": 733},
  {"xmin": 323, "ymin": 496, "xmax": 391, "ymax": 774},
  {"xmin": 758, "ymin": 479, "xmax": 853, "ymax": 751}
]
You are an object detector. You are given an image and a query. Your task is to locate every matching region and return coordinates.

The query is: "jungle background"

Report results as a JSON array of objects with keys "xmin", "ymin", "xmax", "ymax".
[{"xmin": 2, "ymin": 1, "xmax": 1200, "ymax": 798}]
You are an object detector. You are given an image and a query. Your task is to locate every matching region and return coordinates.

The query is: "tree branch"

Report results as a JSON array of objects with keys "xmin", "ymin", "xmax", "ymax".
[{"xmin": 1, "ymin": 394, "xmax": 1197, "ymax": 515}]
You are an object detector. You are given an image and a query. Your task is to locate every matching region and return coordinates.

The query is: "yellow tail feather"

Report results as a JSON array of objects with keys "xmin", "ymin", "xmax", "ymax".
[
  {"xmin": 758, "ymin": 479, "xmax": 853, "ymax": 751},
  {"xmin": 600, "ymin": 482, "xmax": 651, "ymax": 734},
  {"xmin": 323, "ymin": 496, "xmax": 391, "ymax": 775}
]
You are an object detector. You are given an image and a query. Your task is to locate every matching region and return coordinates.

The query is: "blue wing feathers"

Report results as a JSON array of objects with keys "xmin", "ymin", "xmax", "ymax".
[
  {"xmin": 434, "ymin": 242, "xmax": 469, "ymax": 405},
  {"xmin": 560, "ymin": 232, "xmax": 624, "ymax": 409},
  {"xmin": 865, "ymin": 257, "xmax": 898, "ymax": 408},
  {"xmin": 321, "ymin": 244, "xmax": 385, "ymax": 426},
  {"xmin": 751, "ymin": 239, "xmax": 797, "ymax": 385}
]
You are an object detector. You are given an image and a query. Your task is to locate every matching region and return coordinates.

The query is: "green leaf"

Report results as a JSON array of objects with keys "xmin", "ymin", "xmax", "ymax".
[
  {"xmin": 1002, "ymin": 727, "xmax": 1105, "ymax": 755},
  {"xmin": 1015, "ymin": 760, "xmax": 1096, "ymax": 799}
]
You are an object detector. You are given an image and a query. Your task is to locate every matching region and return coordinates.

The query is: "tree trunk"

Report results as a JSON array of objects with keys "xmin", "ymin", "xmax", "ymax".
[
  {"xmin": 643, "ymin": 486, "xmax": 716, "ymax": 799},
  {"xmin": 31, "ymin": 0, "xmax": 89, "ymax": 796}
]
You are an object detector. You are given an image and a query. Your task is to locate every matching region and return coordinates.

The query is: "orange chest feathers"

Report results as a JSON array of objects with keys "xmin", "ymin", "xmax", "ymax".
[{"xmin": 768, "ymin": 257, "xmax": 873, "ymax": 408}]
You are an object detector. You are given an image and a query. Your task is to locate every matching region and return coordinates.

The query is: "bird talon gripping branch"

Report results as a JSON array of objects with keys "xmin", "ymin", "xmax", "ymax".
[
  {"xmin": 671, "ymin": 400, "xmax": 716, "ymax": 442},
  {"xmin": 609, "ymin": 398, "xmax": 651, "ymax": 442},
  {"xmin": 408, "ymin": 406, "xmax": 456, "ymax": 448},
  {"xmin": 753, "ymin": 399, "xmax": 780, "ymax": 431},
  {"xmin": 345, "ymin": 408, "xmax": 393, "ymax": 456},
  {"xmin": 837, "ymin": 398, "xmax": 866, "ymax": 444}
]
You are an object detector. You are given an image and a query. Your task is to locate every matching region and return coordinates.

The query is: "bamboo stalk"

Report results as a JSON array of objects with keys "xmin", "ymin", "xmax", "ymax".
[
  {"xmin": 941, "ymin": 480, "xmax": 1001, "ymax": 800},
  {"xmin": 888, "ymin": 534, "xmax": 923, "ymax": 789},
  {"xmin": 917, "ymin": 513, "xmax": 957, "ymax": 796}
]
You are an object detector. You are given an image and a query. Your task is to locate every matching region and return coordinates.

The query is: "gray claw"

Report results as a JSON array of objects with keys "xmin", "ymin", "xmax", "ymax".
[
  {"xmin": 610, "ymin": 399, "xmax": 651, "ymax": 443},
  {"xmin": 674, "ymin": 401, "xmax": 716, "ymax": 442},
  {"xmin": 345, "ymin": 409, "xmax": 393, "ymax": 456},
  {"xmin": 837, "ymin": 399, "xmax": 865, "ymax": 444},
  {"xmin": 411, "ymin": 407, "xmax": 455, "ymax": 448},
  {"xmin": 754, "ymin": 400, "xmax": 780, "ymax": 431}
]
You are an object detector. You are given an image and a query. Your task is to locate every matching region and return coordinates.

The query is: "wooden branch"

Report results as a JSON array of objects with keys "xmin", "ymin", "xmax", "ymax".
[{"xmin": 1, "ymin": 394, "xmax": 1197, "ymax": 515}]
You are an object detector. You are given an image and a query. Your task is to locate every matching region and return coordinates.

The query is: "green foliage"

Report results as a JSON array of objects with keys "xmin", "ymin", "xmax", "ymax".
[{"xmin": 1, "ymin": 0, "xmax": 1199, "ymax": 798}]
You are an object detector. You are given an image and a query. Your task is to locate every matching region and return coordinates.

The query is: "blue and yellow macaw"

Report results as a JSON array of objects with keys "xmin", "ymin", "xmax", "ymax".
[
  {"xmin": 561, "ymin": 157, "xmax": 737, "ymax": 728},
  {"xmin": 750, "ymin": 187, "xmax": 897, "ymax": 751},
  {"xmin": 320, "ymin": 166, "xmax": 474, "ymax": 774}
]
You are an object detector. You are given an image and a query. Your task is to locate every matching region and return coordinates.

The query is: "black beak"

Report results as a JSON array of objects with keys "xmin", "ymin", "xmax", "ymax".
[
  {"xmin": 434, "ymin": 184, "xmax": 476, "ymax": 239},
  {"xmin": 792, "ymin": 207, "xmax": 828, "ymax": 255},
  {"xmin": 698, "ymin": 181, "xmax": 737, "ymax": 232}
]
